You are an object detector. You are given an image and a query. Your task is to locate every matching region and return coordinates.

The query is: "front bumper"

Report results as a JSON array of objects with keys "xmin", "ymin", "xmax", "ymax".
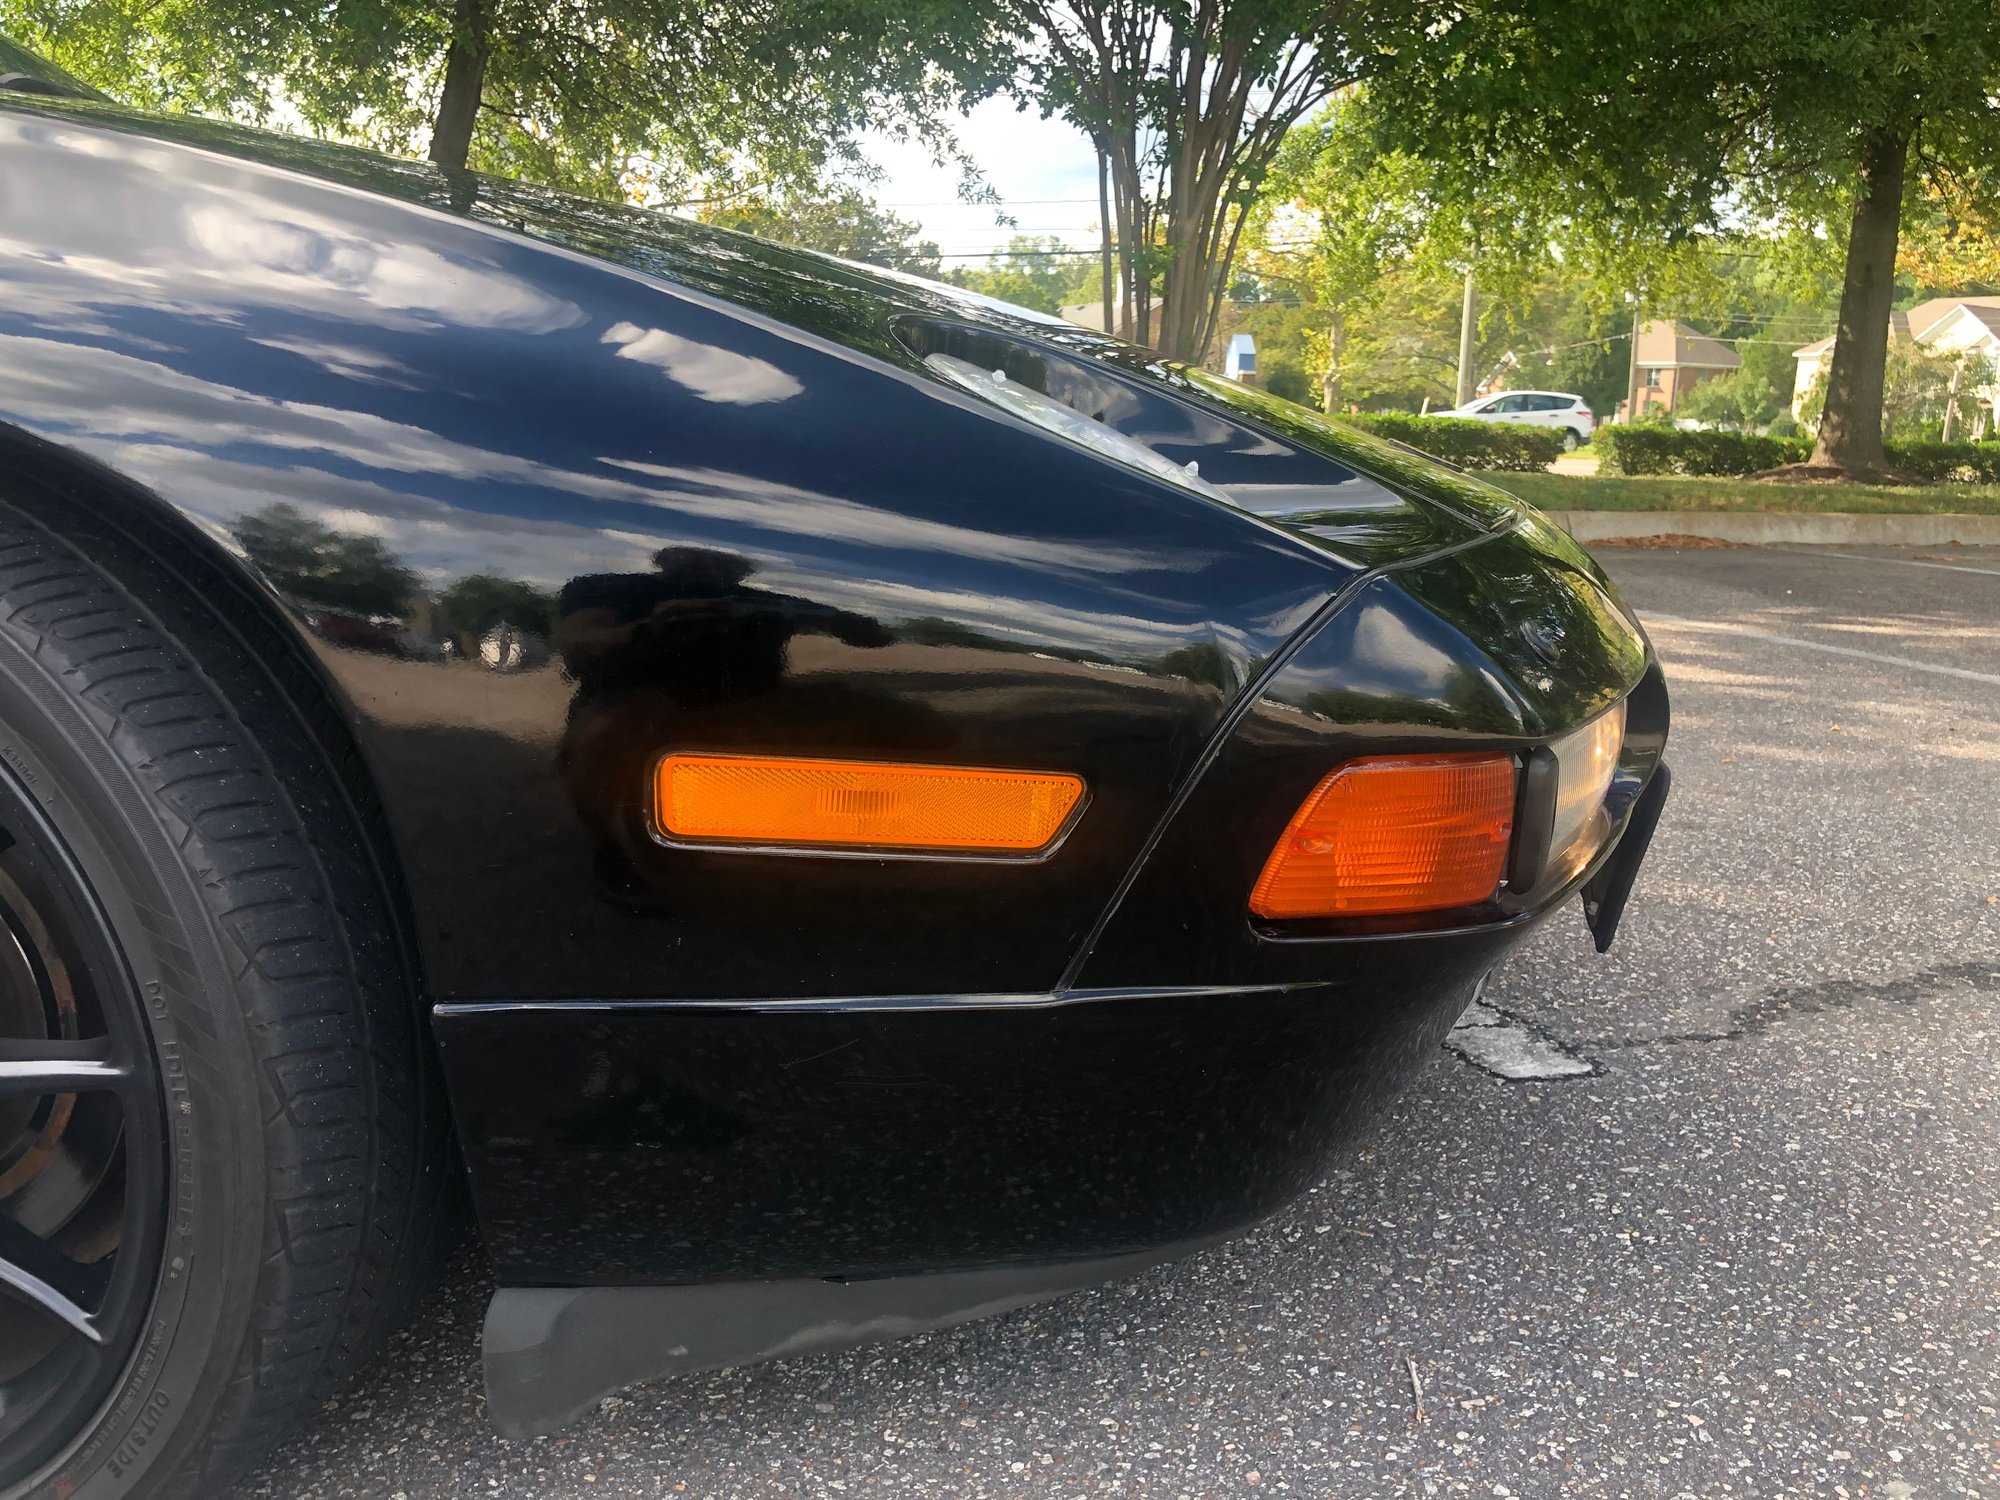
[
  {"xmin": 434, "ymin": 940, "xmax": 1515, "ymax": 1288},
  {"xmin": 434, "ymin": 512, "xmax": 1671, "ymax": 1425}
]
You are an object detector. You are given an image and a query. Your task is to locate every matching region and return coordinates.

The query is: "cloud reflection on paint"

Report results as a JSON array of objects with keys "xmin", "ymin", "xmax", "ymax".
[{"xmin": 599, "ymin": 322, "xmax": 803, "ymax": 406}]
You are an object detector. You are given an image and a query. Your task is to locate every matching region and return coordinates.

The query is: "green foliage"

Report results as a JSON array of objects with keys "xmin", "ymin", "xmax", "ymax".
[
  {"xmin": 1600, "ymin": 423, "xmax": 2000, "ymax": 481},
  {"xmin": 1343, "ymin": 414, "xmax": 1561, "ymax": 471},
  {"xmin": 1882, "ymin": 340, "xmax": 1996, "ymax": 440},
  {"xmin": 947, "ymin": 236, "xmax": 1097, "ymax": 315},
  {"xmin": 1676, "ymin": 369, "xmax": 1783, "ymax": 432},
  {"xmin": 1501, "ymin": 470, "xmax": 2000, "ymax": 515},
  {"xmin": 1543, "ymin": 317, "xmax": 1629, "ymax": 426},
  {"xmin": 231, "ymin": 504, "xmax": 418, "ymax": 617},
  {"xmin": 2, "ymin": 0, "xmax": 1010, "ymax": 201},
  {"xmin": 1735, "ymin": 329, "xmax": 1803, "ymax": 414},
  {"xmin": 1256, "ymin": 95, "xmax": 1437, "ymax": 409},
  {"xmin": 1361, "ymin": 0, "xmax": 2000, "ymax": 469},
  {"xmin": 1597, "ymin": 428, "xmax": 1808, "ymax": 476},
  {"xmin": 703, "ymin": 188, "xmax": 942, "ymax": 275},
  {"xmin": 1880, "ymin": 439, "xmax": 2000, "ymax": 483},
  {"xmin": 1262, "ymin": 358, "xmax": 1314, "ymax": 406},
  {"xmin": 1306, "ymin": 261, "xmax": 1464, "ymax": 411}
]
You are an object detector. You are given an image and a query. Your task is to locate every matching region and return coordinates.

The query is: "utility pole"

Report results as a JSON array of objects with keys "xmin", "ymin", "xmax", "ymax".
[
  {"xmin": 1624, "ymin": 300, "xmax": 1645, "ymax": 423},
  {"xmin": 1454, "ymin": 269, "xmax": 1477, "ymax": 408}
]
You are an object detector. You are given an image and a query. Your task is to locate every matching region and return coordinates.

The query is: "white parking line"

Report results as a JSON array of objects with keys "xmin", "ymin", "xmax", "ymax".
[
  {"xmin": 1644, "ymin": 613, "xmax": 2000, "ymax": 688},
  {"xmin": 1768, "ymin": 547, "xmax": 2000, "ymax": 579}
]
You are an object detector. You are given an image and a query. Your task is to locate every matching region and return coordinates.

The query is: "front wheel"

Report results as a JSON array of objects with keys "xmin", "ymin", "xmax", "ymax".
[{"xmin": 0, "ymin": 496, "xmax": 450, "ymax": 1499}]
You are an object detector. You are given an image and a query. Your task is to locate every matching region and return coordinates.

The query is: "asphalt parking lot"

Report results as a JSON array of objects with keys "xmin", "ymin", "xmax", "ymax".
[{"xmin": 239, "ymin": 543, "xmax": 2000, "ymax": 1500}]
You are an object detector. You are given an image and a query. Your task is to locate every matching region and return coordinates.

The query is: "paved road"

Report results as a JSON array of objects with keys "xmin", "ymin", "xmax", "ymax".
[{"xmin": 238, "ymin": 544, "xmax": 2000, "ymax": 1500}]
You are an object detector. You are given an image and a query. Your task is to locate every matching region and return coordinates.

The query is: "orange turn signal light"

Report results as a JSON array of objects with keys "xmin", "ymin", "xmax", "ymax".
[
  {"xmin": 1250, "ymin": 754, "xmax": 1516, "ymax": 919},
  {"xmin": 655, "ymin": 753, "xmax": 1085, "ymax": 853}
]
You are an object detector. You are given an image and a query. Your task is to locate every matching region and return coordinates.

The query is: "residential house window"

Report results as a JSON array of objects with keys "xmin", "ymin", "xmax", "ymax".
[{"xmin": 1642, "ymin": 368, "xmax": 1662, "ymax": 388}]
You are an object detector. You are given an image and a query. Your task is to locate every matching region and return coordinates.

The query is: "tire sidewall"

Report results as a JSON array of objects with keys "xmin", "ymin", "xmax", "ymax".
[{"xmin": 0, "ymin": 635, "xmax": 264, "ymax": 1500}]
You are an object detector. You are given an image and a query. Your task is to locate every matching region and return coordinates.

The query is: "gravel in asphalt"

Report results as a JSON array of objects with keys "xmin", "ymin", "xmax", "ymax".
[{"xmin": 237, "ymin": 544, "xmax": 2000, "ymax": 1500}]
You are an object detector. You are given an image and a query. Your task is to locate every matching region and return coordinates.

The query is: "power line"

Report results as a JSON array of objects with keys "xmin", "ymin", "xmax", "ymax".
[{"xmin": 877, "ymin": 196, "xmax": 1102, "ymax": 209}]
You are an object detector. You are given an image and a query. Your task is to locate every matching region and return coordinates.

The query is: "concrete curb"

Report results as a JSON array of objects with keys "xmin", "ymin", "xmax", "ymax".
[{"xmin": 1546, "ymin": 509, "xmax": 2000, "ymax": 547}]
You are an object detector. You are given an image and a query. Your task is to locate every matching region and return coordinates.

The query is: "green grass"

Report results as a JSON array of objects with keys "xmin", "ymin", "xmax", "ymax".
[{"xmin": 1496, "ymin": 471, "xmax": 2000, "ymax": 516}]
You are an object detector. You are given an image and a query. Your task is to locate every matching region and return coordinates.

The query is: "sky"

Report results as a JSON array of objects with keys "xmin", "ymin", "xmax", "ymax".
[{"xmin": 858, "ymin": 97, "xmax": 1104, "ymax": 264}]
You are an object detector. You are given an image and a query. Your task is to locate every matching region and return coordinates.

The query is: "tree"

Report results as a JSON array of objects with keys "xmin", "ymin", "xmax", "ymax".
[
  {"xmin": 1678, "ymin": 370, "xmax": 1781, "ymax": 432},
  {"xmin": 231, "ymin": 505, "xmax": 419, "ymax": 618},
  {"xmin": 702, "ymin": 189, "xmax": 944, "ymax": 275},
  {"xmin": 1363, "ymin": 0, "xmax": 2000, "ymax": 478},
  {"xmin": 1004, "ymin": 0, "xmax": 1365, "ymax": 361},
  {"xmin": 1253, "ymin": 96, "xmax": 1433, "ymax": 410},
  {"xmin": 1899, "ymin": 177, "xmax": 2000, "ymax": 292},
  {"xmin": 4, "ymin": 0, "xmax": 1009, "ymax": 199},
  {"xmin": 436, "ymin": 574, "xmax": 555, "ymax": 650},
  {"xmin": 1544, "ymin": 312, "xmax": 1630, "ymax": 423},
  {"xmin": 948, "ymin": 235, "xmax": 1098, "ymax": 315}
]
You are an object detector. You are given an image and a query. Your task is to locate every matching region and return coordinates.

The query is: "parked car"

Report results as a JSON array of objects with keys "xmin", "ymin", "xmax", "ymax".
[
  {"xmin": 0, "ymin": 39, "xmax": 1669, "ymax": 1500},
  {"xmin": 1447, "ymin": 389, "xmax": 1597, "ymax": 449}
]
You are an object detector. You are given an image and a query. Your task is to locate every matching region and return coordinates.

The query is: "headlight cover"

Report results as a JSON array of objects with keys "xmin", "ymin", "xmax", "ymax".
[
  {"xmin": 924, "ymin": 352, "xmax": 1230, "ymax": 503},
  {"xmin": 1544, "ymin": 701, "xmax": 1627, "ymax": 881}
]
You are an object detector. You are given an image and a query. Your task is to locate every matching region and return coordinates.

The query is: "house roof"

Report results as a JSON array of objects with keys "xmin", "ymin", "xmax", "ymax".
[
  {"xmin": 1060, "ymin": 300, "xmax": 1114, "ymax": 334},
  {"xmin": 1924, "ymin": 301, "xmax": 2000, "ymax": 346},
  {"xmin": 1907, "ymin": 294, "xmax": 2000, "ymax": 341},
  {"xmin": 1634, "ymin": 319, "xmax": 1741, "ymax": 369},
  {"xmin": 1794, "ymin": 297, "xmax": 2000, "ymax": 360}
]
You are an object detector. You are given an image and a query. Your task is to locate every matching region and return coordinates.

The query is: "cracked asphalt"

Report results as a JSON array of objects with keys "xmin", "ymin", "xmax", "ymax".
[{"xmin": 238, "ymin": 543, "xmax": 2000, "ymax": 1500}]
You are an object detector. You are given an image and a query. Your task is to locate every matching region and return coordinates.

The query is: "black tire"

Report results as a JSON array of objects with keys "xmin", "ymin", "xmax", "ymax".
[
  {"xmin": 0, "ymin": 492, "xmax": 453, "ymax": 1500},
  {"xmin": 1561, "ymin": 428, "xmax": 1583, "ymax": 452}
]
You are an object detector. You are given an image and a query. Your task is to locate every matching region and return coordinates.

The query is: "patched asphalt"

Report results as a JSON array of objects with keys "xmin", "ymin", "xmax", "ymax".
[{"xmin": 237, "ymin": 543, "xmax": 2000, "ymax": 1500}]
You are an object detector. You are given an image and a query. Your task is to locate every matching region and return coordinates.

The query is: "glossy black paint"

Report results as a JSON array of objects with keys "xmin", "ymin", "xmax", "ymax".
[
  {"xmin": 0, "ymin": 95, "xmax": 1458, "ymax": 1003},
  {"xmin": 433, "ymin": 959, "xmax": 1509, "ymax": 1285},
  {"xmin": 0, "ymin": 88, "xmax": 1668, "ymax": 1290}
]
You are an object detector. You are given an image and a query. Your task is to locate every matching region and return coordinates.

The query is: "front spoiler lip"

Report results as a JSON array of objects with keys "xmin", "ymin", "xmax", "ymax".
[
  {"xmin": 1583, "ymin": 761, "xmax": 1671, "ymax": 951},
  {"xmin": 482, "ymin": 1233, "xmax": 1228, "ymax": 1439}
]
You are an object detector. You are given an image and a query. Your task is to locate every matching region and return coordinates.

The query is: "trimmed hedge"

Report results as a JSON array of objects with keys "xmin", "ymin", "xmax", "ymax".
[
  {"xmin": 1882, "ymin": 440, "xmax": 2000, "ymax": 483},
  {"xmin": 1600, "ymin": 425, "xmax": 2000, "ymax": 482},
  {"xmin": 1598, "ymin": 427, "xmax": 1810, "ymax": 476},
  {"xmin": 1344, "ymin": 413, "xmax": 1564, "ymax": 472}
]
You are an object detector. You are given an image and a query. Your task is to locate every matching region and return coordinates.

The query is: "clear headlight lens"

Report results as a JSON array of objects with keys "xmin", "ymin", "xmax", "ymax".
[
  {"xmin": 1546, "ymin": 701, "xmax": 1626, "ymax": 879},
  {"xmin": 924, "ymin": 352, "xmax": 1230, "ymax": 503}
]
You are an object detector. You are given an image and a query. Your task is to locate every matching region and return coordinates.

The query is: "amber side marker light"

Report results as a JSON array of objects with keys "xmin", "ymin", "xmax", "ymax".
[
  {"xmin": 655, "ymin": 753, "xmax": 1085, "ymax": 854},
  {"xmin": 1250, "ymin": 754, "xmax": 1517, "ymax": 919}
]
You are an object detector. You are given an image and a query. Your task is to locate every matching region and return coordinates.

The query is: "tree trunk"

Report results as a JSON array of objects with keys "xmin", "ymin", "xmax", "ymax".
[
  {"xmin": 428, "ymin": 0, "xmax": 489, "ymax": 172},
  {"xmin": 1319, "ymin": 307, "xmax": 1346, "ymax": 412},
  {"xmin": 1097, "ymin": 147, "xmax": 1114, "ymax": 337},
  {"xmin": 1809, "ymin": 127, "xmax": 1909, "ymax": 472}
]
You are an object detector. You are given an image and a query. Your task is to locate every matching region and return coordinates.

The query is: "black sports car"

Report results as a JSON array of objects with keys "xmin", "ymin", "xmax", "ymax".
[{"xmin": 0, "ymin": 39, "xmax": 1668, "ymax": 1499}]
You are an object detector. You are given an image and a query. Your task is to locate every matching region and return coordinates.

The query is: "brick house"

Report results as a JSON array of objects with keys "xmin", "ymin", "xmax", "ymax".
[{"xmin": 1622, "ymin": 320, "xmax": 1741, "ymax": 419}]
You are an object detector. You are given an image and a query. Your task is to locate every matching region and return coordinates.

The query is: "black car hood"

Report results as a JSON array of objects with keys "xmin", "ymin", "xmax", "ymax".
[{"xmin": 0, "ymin": 91, "xmax": 1530, "ymax": 576}]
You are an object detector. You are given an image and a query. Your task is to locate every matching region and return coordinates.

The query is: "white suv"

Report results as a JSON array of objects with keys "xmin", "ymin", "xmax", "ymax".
[{"xmin": 1446, "ymin": 390, "xmax": 1595, "ymax": 450}]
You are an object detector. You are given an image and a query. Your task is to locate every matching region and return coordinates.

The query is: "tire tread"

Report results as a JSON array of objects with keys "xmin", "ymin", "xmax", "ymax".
[{"xmin": 0, "ymin": 497, "xmax": 450, "ymax": 1498}]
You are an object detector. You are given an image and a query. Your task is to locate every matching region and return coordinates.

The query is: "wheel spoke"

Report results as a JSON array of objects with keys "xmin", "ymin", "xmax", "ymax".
[
  {"xmin": 0, "ymin": 1212, "xmax": 108, "ymax": 1342},
  {"xmin": 0, "ymin": 1036, "xmax": 127, "ymax": 1099}
]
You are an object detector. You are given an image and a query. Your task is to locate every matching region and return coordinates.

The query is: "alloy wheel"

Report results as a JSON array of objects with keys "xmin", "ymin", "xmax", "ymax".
[{"xmin": 0, "ymin": 769, "xmax": 166, "ymax": 1488}]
